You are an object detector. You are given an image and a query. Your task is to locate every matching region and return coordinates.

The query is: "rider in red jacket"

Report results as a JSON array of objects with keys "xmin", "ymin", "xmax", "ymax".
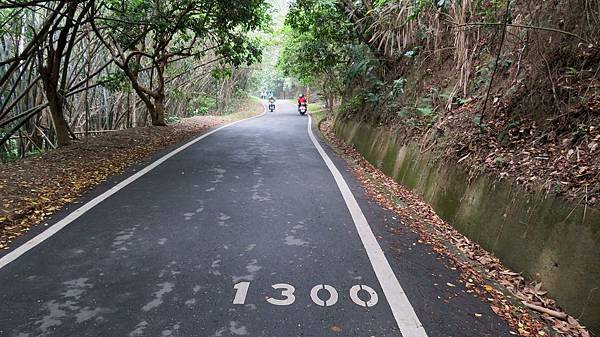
[{"xmin": 297, "ymin": 94, "xmax": 307, "ymax": 107}]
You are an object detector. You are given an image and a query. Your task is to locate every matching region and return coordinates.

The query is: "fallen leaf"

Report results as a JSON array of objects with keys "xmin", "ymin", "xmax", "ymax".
[{"xmin": 330, "ymin": 325, "xmax": 342, "ymax": 332}]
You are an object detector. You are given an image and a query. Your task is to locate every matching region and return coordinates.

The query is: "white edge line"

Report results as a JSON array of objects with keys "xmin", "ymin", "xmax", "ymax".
[
  {"xmin": 0, "ymin": 107, "xmax": 266, "ymax": 269},
  {"xmin": 307, "ymin": 114, "xmax": 428, "ymax": 337}
]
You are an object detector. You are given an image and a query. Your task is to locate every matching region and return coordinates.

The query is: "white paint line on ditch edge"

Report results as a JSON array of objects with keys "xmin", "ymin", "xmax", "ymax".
[
  {"xmin": 0, "ymin": 108, "xmax": 266, "ymax": 270},
  {"xmin": 307, "ymin": 114, "xmax": 428, "ymax": 337}
]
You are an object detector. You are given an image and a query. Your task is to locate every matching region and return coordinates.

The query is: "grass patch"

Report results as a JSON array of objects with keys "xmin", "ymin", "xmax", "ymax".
[
  {"xmin": 224, "ymin": 96, "xmax": 264, "ymax": 121},
  {"xmin": 308, "ymin": 103, "xmax": 327, "ymax": 124}
]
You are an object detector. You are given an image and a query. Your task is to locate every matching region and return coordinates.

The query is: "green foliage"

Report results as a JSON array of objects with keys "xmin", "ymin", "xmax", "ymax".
[
  {"xmin": 565, "ymin": 67, "xmax": 580, "ymax": 77},
  {"xmin": 99, "ymin": 72, "xmax": 130, "ymax": 92},
  {"xmin": 0, "ymin": 151, "xmax": 19, "ymax": 163},
  {"xmin": 101, "ymin": 0, "xmax": 271, "ymax": 75},
  {"xmin": 390, "ymin": 78, "xmax": 408, "ymax": 98},
  {"xmin": 189, "ymin": 95, "xmax": 217, "ymax": 116},
  {"xmin": 471, "ymin": 57, "xmax": 512, "ymax": 91},
  {"xmin": 476, "ymin": 0, "xmax": 512, "ymax": 22},
  {"xmin": 212, "ymin": 67, "xmax": 233, "ymax": 81},
  {"xmin": 0, "ymin": 9, "xmax": 20, "ymax": 35},
  {"xmin": 0, "ymin": 136, "xmax": 17, "ymax": 162},
  {"xmin": 340, "ymin": 94, "xmax": 364, "ymax": 113},
  {"xmin": 416, "ymin": 96, "xmax": 437, "ymax": 127},
  {"xmin": 393, "ymin": 93, "xmax": 438, "ymax": 130},
  {"xmin": 278, "ymin": 0, "xmax": 355, "ymax": 87},
  {"xmin": 346, "ymin": 59, "xmax": 371, "ymax": 82},
  {"xmin": 346, "ymin": 44, "xmax": 380, "ymax": 82},
  {"xmin": 344, "ymin": 44, "xmax": 388, "ymax": 106},
  {"xmin": 165, "ymin": 114, "xmax": 181, "ymax": 125},
  {"xmin": 494, "ymin": 156, "xmax": 506, "ymax": 166},
  {"xmin": 416, "ymin": 105, "xmax": 434, "ymax": 117},
  {"xmin": 167, "ymin": 88, "xmax": 218, "ymax": 117},
  {"xmin": 364, "ymin": 92, "xmax": 382, "ymax": 104}
]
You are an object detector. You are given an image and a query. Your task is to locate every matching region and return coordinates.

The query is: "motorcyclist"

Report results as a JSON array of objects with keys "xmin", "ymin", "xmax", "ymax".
[
  {"xmin": 297, "ymin": 94, "xmax": 307, "ymax": 107},
  {"xmin": 267, "ymin": 95, "xmax": 276, "ymax": 112}
]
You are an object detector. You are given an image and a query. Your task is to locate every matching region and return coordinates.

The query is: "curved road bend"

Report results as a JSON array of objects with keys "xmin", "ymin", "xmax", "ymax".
[{"xmin": 0, "ymin": 101, "xmax": 512, "ymax": 336}]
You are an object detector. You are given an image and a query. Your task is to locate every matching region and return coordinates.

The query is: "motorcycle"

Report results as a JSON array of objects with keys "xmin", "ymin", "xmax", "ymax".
[
  {"xmin": 268, "ymin": 103, "xmax": 275, "ymax": 112},
  {"xmin": 298, "ymin": 102, "xmax": 307, "ymax": 115}
]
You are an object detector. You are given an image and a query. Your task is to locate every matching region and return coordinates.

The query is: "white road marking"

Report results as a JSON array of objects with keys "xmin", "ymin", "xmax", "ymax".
[
  {"xmin": 232, "ymin": 282, "xmax": 250, "ymax": 304},
  {"xmin": 266, "ymin": 283, "xmax": 296, "ymax": 306},
  {"xmin": 307, "ymin": 114, "xmax": 428, "ymax": 337},
  {"xmin": 231, "ymin": 281, "xmax": 380, "ymax": 308},
  {"xmin": 349, "ymin": 284, "xmax": 379, "ymax": 307},
  {"xmin": 0, "ymin": 109, "xmax": 266, "ymax": 270},
  {"xmin": 310, "ymin": 284, "xmax": 338, "ymax": 307}
]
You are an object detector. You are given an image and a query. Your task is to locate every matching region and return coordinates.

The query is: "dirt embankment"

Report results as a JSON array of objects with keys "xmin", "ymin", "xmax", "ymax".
[
  {"xmin": 319, "ymin": 117, "xmax": 592, "ymax": 337},
  {"xmin": 0, "ymin": 100, "xmax": 264, "ymax": 250},
  {"xmin": 341, "ymin": 0, "xmax": 600, "ymax": 208}
]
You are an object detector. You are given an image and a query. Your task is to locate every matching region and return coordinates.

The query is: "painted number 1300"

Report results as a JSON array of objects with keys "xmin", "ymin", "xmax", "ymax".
[{"xmin": 233, "ymin": 282, "xmax": 378, "ymax": 308}]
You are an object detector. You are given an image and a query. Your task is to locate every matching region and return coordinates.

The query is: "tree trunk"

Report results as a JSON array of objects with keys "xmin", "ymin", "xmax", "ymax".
[
  {"xmin": 328, "ymin": 93, "xmax": 335, "ymax": 115},
  {"xmin": 132, "ymin": 93, "xmax": 137, "ymax": 127},
  {"xmin": 40, "ymin": 63, "xmax": 70, "ymax": 146},
  {"xmin": 153, "ymin": 95, "xmax": 166, "ymax": 126},
  {"xmin": 30, "ymin": 88, "xmax": 45, "ymax": 149},
  {"xmin": 135, "ymin": 58, "xmax": 167, "ymax": 126},
  {"xmin": 45, "ymin": 86, "xmax": 71, "ymax": 146},
  {"xmin": 143, "ymin": 99, "xmax": 156, "ymax": 125},
  {"xmin": 37, "ymin": 1, "xmax": 83, "ymax": 147}
]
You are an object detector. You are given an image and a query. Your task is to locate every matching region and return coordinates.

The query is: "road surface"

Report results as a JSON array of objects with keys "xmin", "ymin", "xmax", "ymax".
[{"xmin": 0, "ymin": 101, "xmax": 512, "ymax": 336}]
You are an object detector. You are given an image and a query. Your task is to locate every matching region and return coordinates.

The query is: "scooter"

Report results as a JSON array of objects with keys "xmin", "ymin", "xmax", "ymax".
[
  {"xmin": 298, "ymin": 103, "xmax": 307, "ymax": 115},
  {"xmin": 268, "ymin": 103, "xmax": 275, "ymax": 112}
]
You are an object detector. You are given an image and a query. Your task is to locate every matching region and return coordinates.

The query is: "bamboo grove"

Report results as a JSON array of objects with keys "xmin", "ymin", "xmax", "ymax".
[{"xmin": 0, "ymin": 0, "xmax": 270, "ymax": 159}]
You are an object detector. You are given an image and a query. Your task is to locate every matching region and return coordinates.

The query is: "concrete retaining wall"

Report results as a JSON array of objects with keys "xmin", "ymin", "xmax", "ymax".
[{"xmin": 334, "ymin": 119, "xmax": 600, "ymax": 334}]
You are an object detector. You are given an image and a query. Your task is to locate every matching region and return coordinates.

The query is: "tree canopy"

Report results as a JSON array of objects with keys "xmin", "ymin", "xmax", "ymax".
[
  {"xmin": 0, "ymin": 0, "xmax": 271, "ymax": 154},
  {"xmin": 93, "ymin": 0, "xmax": 269, "ymax": 126}
]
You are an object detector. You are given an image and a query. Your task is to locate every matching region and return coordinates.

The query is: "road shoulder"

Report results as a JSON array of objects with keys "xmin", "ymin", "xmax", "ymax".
[
  {"xmin": 0, "ymin": 100, "xmax": 264, "ymax": 252},
  {"xmin": 310, "ymin": 113, "xmax": 575, "ymax": 336}
]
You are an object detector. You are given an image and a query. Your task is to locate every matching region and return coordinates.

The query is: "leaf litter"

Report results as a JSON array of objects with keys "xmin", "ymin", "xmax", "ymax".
[
  {"xmin": 319, "ymin": 117, "xmax": 591, "ymax": 337},
  {"xmin": 0, "ymin": 102, "xmax": 263, "ymax": 250}
]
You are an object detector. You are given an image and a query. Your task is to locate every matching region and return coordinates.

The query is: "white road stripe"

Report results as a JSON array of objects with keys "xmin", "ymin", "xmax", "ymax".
[
  {"xmin": 0, "ymin": 109, "xmax": 266, "ymax": 270},
  {"xmin": 307, "ymin": 114, "xmax": 428, "ymax": 337}
]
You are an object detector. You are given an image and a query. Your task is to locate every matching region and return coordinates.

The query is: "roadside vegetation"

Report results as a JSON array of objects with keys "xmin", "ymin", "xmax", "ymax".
[
  {"xmin": 280, "ymin": 0, "xmax": 599, "ymax": 336},
  {"xmin": 0, "ymin": 0, "xmax": 272, "ymax": 246},
  {"xmin": 0, "ymin": 0, "xmax": 270, "ymax": 158},
  {"xmin": 0, "ymin": 98, "xmax": 264, "ymax": 250},
  {"xmin": 280, "ymin": 0, "xmax": 600, "ymax": 208},
  {"xmin": 1, "ymin": 0, "xmax": 598, "ymax": 335}
]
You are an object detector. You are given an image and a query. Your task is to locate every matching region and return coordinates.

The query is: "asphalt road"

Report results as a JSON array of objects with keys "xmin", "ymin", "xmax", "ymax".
[{"xmin": 0, "ymin": 101, "xmax": 512, "ymax": 336}]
